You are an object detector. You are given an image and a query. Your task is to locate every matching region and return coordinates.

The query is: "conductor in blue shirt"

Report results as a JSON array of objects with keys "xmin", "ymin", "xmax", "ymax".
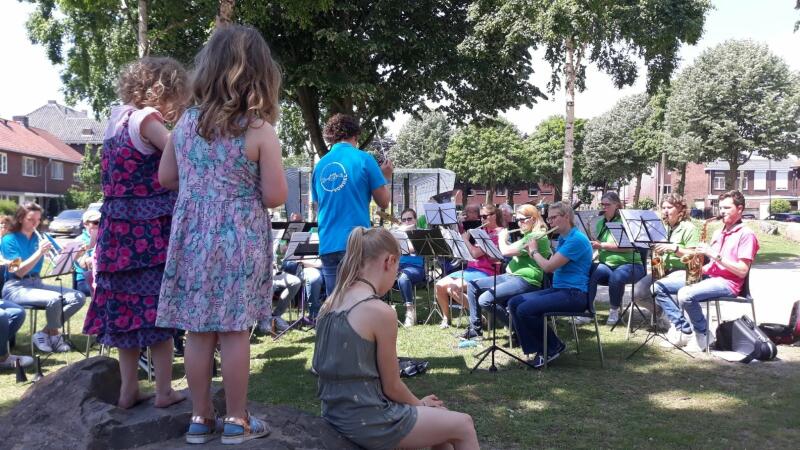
[{"xmin": 312, "ymin": 114, "xmax": 392, "ymax": 296}]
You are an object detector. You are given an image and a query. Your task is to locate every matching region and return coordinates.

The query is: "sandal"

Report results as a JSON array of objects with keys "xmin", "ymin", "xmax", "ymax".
[
  {"xmin": 221, "ymin": 411, "xmax": 270, "ymax": 445},
  {"xmin": 186, "ymin": 413, "xmax": 222, "ymax": 444}
]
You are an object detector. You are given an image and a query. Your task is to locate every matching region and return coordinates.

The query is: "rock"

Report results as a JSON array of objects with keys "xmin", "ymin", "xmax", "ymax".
[
  {"xmin": 784, "ymin": 223, "xmax": 800, "ymax": 242},
  {"xmin": 759, "ymin": 221, "xmax": 779, "ymax": 235},
  {"xmin": 0, "ymin": 356, "xmax": 358, "ymax": 450}
]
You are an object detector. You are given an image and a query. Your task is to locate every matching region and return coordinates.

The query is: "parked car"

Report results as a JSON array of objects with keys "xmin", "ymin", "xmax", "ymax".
[
  {"xmin": 742, "ymin": 213, "xmax": 756, "ymax": 220},
  {"xmin": 48, "ymin": 209, "xmax": 85, "ymax": 236},
  {"xmin": 766, "ymin": 213, "xmax": 800, "ymax": 223}
]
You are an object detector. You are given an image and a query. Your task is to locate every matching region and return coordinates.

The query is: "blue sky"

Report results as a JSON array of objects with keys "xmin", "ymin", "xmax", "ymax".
[{"xmin": 1, "ymin": 0, "xmax": 798, "ymax": 135}]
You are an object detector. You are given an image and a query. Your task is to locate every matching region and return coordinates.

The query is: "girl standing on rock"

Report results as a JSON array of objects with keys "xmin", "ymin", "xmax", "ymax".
[{"xmin": 156, "ymin": 25, "xmax": 287, "ymax": 445}]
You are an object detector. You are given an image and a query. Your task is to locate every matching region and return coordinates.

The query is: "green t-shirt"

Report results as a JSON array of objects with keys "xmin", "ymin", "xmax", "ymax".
[
  {"xmin": 595, "ymin": 216, "xmax": 642, "ymax": 268},
  {"xmin": 506, "ymin": 230, "xmax": 552, "ymax": 287},
  {"xmin": 662, "ymin": 220, "xmax": 699, "ymax": 272}
]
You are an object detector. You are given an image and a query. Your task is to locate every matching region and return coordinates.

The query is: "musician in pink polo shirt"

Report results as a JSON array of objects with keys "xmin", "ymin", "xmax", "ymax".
[{"xmin": 654, "ymin": 190, "xmax": 759, "ymax": 352}]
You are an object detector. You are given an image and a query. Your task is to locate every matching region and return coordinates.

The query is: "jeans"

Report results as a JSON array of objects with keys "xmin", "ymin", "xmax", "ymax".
[
  {"xmin": 76, "ymin": 279, "xmax": 92, "ymax": 298},
  {"xmin": 589, "ymin": 263, "xmax": 646, "ymax": 309},
  {"xmin": 508, "ymin": 288, "xmax": 588, "ymax": 356},
  {"xmin": 2, "ymin": 277, "xmax": 86, "ymax": 330},
  {"xmin": 396, "ymin": 263, "xmax": 426, "ymax": 305},
  {"xmin": 272, "ymin": 272, "xmax": 302, "ymax": 317},
  {"xmin": 0, "ymin": 299, "xmax": 25, "ymax": 357},
  {"xmin": 303, "ymin": 267, "xmax": 324, "ymax": 319},
  {"xmin": 467, "ymin": 274, "xmax": 538, "ymax": 331},
  {"xmin": 321, "ymin": 251, "xmax": 346, "ymax": 297},
  {"xmin": 654, "ymin": 276, "xmax": 734, "ymax": 334}
]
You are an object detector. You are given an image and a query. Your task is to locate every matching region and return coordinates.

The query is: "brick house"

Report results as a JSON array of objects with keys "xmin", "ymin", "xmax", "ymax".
[
  {"xmin": 453, "ymin": 182, "xmax": 559, "ymax": 207},
  {"xmin": 0, "ymin": 117, "xmax": 83, "ymax": 212},
  {"xmin": 23, "ymin": 100, "xmax": 106, "ymax": 155}
]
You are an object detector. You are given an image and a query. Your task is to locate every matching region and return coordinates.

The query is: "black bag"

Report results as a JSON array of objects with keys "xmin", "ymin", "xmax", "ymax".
[
  {"xmin": 398, "ymin": 357, "xmax": 429, "ymax": 378},
  {"xmin": 715, "ymin": 315, "xmax": 778, "ymax": 362},
  {"xmin": 758, "ymin": 300, "xmax": 800, "ymax": 345}
]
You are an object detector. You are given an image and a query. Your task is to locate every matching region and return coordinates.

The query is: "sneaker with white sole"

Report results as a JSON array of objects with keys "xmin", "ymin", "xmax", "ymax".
[
  {"xmin": 606, "ymin": 308, "xmax": 620, "ymax": 326},
  {"xmin": 0, "ymin": 354, "xmax": 34, "ymax": 370},
  {"xmin": 50, "ymin": 334, "xmax": 71, "ymax": 353},
  {"xmin": 32, "ymin": 331, "xmax": 53, "ymax": 353},
  {"xmin": 684, "ymin": 329, "xmax": 715, "ymax": 353},
  {"xmin": 439, "ymin": 318, "xmax": 450, "ymax": 329},
  {"xmin": 659, "ymin": 326, "xmax": 690, "ymax": 348},
  {"xmin": 572, "ymin": 316, "xmax": 592, "ymax": 325},
  {"xmin": 403, "ymin": 305, "xmax": 416, "ymax": 327},
  {"xmin": 273, "ymin": 317, "xmax": 290, "ymax": 332}
]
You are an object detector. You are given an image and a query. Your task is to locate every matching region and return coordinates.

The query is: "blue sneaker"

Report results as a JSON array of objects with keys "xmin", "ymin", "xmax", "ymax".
[
  {"xmin": 531, "ymin": 342, "xmax": 566, "ymax": 369},
  {"xmin": 186, "ymin": 414, "xmax": 222, "ymax": 444},
  {"xmin": 221, "ymin": 412, "xmax": 270, "ymax": 445}
]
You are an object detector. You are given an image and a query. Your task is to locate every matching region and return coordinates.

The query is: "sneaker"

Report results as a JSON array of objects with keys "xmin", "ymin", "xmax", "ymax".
[
  {"xmin": 530, "ymin": 342, "xmax": 566, "ymax": 369},
  {"xmin": 0, "ymin": 354, "xmax": 34, "ymax": 370},
  {"xmin": 50, "ymin": 334, "xmax": 71, "ymax": 353},
  {"xmin": 439, "ymin": 318, "xmax": 450, "ymax": 329},
  {"xmin": 460, "ymin": 328, "xmax": 483, "ymax": 340},
  {"xmin": 221, "ymin": 413, "xmax": 270, "ymax": 445},
  {"xmin": 573, "ymin": 316, "xmax": 592, "ymax": 325},
  {"xmin": 32, "ymin": 331, "xmax": 53, "ymax": 353},
  {"xmin": 186, "ymin": 414, "xmax": 222, "ymax": 444},
  {"xmin": 404, "ymin": 305, "xmax": 416, "ymax": 327},
  {"xmin": 659, "ymin": 326, "xmax": 690, "ymax": 348},
  {"xmin": 606, "ymin": 308, "xmax": 620, "ymax": 326},
  {"xmin": 273, "ymin": 317, "xmax": 290, "ymax": 333},
  {"xmin": 685, "ymin": 329, "xmax": 715, "ymax": 353}
]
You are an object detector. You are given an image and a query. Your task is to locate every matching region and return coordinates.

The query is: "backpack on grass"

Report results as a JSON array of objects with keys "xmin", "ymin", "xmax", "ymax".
[
  {"xmin": 758, "ymin": 300, "xmax": 800, "ymax": 346},
  {"xmin": 715, "ymin": 315, "xmax": 777, "ymax": 363}
]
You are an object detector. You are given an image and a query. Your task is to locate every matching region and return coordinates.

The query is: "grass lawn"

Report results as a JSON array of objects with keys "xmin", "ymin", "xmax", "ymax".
[{"xmin": 2, "ymin": 225, "xmax": 799, "ymax": 448}]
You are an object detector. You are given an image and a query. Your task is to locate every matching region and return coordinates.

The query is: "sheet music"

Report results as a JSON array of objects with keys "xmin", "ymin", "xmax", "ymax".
[
  {"xmin": 48, "ymin": 242, "xmax": 83, "ymax": 276},
  {"xmin": 619, "ymin": 209, "xmax": 669, "ymax": 244},
  {"xmin": 605, "ymin": 222, "xmax": 648, "ymax": 249},
  {"xmin": 468, "ymin": 229, "xmax": 504, "ymax": 260},
  {"xmin": 284, "ymin": 232, "xmax": 311, "ymax": 261},
  {"xmin": 575, "ymin": 210, "xmax": 602, "ymax": 240},
  {"xmin": 424, "ymin": 201, "xmax": 458, "ymax": 225},
  {"xmin": 441, "ymin": 228, "xmax": 475, "ymax": 261},
  {"xmin": 391, "ymin": 229, "xmax": 412, "ymax": 255}
]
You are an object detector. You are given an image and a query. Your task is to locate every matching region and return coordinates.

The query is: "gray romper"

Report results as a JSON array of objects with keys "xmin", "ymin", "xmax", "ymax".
[{"xmin": 312, "ymin": 296, "xmax": 417, "ymax": 450}]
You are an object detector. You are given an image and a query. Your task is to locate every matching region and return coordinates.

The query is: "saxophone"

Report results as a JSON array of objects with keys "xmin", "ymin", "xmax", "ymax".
[
  {"xmin": 682, "ymin": 216, "xmax": 720, "ymax": 285},
  {"xmin": 651, "ymin": 248, "xmax": 666, "ymax": 281}
]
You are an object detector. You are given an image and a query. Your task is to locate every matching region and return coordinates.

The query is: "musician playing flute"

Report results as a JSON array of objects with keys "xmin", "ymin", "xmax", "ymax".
[
  {"xmin": 653, "ymin": 190, "xmax": 759, "ymax": 352},
  {"xmin": 1, "ymin": 202, "xmax": 86, "ymax": 353}
]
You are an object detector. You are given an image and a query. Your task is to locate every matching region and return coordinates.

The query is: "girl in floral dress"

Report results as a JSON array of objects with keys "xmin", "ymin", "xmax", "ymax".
[
  {"xmin": 156, "ymin": 25, "xmax": 287, "ymax": 445},
  {"xmin": 83, "ymin": 57, "xmax": 188, "ymax": 409}
]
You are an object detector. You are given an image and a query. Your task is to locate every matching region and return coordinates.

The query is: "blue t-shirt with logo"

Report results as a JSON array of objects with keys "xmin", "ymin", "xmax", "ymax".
[
  {"xmin": 312, "ymin": 142, "xmax": 387, "ymax": 255},
  {"xmin": 552, "ymin": 226, "xmax": 593, "ymax": 292},
  {"xmin": 2, "ymin": 231, "xmax": 47, "ymax": 280}
]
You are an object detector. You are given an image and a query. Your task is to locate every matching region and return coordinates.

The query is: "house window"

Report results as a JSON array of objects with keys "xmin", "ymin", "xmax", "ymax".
[
  {"xmin": 495, "ymin": 187, "xmax": 507, "ymax": 197},
  {"xmin": 22, "ymin": 157, "xmax": 39, "ymax": 177},
  {"xmin": 776, "ymin": 171, "xmax": 788, "ymax": 191},
  {"xmin": 51, "ymin": 161, "xmax": 64, "ymax": 180},
  {"xmin": 0, "ymin": 152, "xmax": 6, "ymax": 174},
  {"xmin": 467, "ymin": 189, "xmax": 474, "ymax": 197},
  {"xmin": 474, "ymin": 189, "xmax": 486, "ymax": 196},
  {"xmin": 661, "ymin": 185, "xmax": 672, "ymax": 195},
  {"xmin": 712, "ymin": 175, "xmax": 725, "ymax": 191},
  {"xmin": 754, "ymin": 171, "xmax": 766, "ymax": 190},
  {"xmin": 528, "ymin": 185, "xmax": 539, "ymax": 196},
  {"xmin": 736, "ymin": 174, "xmax": 748, "ymax": 191}
]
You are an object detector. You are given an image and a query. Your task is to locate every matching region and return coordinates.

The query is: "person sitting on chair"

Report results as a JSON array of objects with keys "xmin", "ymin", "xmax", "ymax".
[
  {"xmin": 434, "ymin": 204, "xmax": 504, "ymax": 332},
  {"xmin": 507, "ymin": 202, "xmax": 593, "ymax": 368},
  {"xmin": 313, "ymin": 226, "xmax": 479, "ymax": 450},
  {"xmin": 395, "ymin": 208, "xmax": 425, "ymax": 327},
  {"xmin": 1, "ymin": 202, "xmax": 86, "ymax": 353},
  {"xmin": 464, "ymin": 204, "xmax": 551, "ymax": 338},
  {"xmin": 653, "ymin": 190, "xmax": 759, "ymax": 352},
  {"xmin": 1, "ymin": 216, "xmax": 32, "ymax": 371},
  {"xmin": 588, "ymin": 192, "xmax": 646, "ymax": 325},
  {"xmin": 74, "ymin": 209, "xmax": 101, "ymax": 297}
]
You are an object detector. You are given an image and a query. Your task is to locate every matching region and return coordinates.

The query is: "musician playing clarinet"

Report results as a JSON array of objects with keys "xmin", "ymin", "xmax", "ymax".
[{"xmin": 653, "ymin": 190, "xmax": 759, "ymax": 352}]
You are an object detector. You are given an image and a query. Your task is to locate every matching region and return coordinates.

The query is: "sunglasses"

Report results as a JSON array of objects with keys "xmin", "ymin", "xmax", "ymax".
[
  {"xmin": 600, "ymin": 203, "xmax": 613, "ymax": 207},
  {"xmin": 479, "ymin": 214, "xmax": 491, "ymax": 219},
  {"xmin": 86, "ymin": 220, "xmax": 100, "ymax": 225},
  {"xmin": 401, "ymin": 217, "xmax": 415, "ymax": 222},
  {"xmin": 515, "ymin": 216, "xmax": 531, "ymax": 221}
]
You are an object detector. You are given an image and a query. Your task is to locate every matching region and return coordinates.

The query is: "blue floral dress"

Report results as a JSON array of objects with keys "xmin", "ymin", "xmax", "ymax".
[{"xmin": 156, "ymin": 108, "xmax": 273, "ymax": 332}]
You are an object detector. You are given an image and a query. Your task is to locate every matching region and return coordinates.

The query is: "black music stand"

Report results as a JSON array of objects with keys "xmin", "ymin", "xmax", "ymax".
[
  {"xmin": 620, "ymin": 210, "xmax": 693, "ymax": 359},
  {"xmin": 273, "ymin": 230, "xmax": 317, "ymax": 340},
  {"xmin": 467, "ymin": 230, "xmax": 533, "ymax": 372},
  {"xmin": 604, "ymin": 221, "xmax": 649, "ymax": 339},
  {"xmin": 40, "ymin": 242, "xmax": 83, "ymax": 360}
]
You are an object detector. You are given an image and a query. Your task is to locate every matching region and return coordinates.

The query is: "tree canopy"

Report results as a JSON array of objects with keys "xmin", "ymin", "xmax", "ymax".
[
  {"xmin": 393, "ymin": 112, "xmax": 452, "ymax": 169},
  {"xmin": 664, "ymin": 39, "xmax": 800, "ymax": 190}
]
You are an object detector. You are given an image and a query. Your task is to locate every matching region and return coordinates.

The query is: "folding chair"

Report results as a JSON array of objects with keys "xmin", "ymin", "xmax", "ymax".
[
  {"xmin": 697, "ymin": 271, "xmax": 756, "ymax": 352},
  {"xmin": 542, "ymin": 298, "xmax": 605, "ymax": 369}
]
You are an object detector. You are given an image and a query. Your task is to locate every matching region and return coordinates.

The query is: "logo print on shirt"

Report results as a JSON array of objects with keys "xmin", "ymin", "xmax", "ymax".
[{"xmin": 320, "ymin": 162, "xmax": 348, "ymax": 192}]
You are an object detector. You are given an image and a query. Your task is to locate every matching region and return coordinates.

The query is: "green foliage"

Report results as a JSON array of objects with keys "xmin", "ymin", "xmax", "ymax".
[
  {"xmin": 665, "ymin": 40, "xmax": 800, "ymax": 190},
  {"xmin": 771, "ymin": 199, "xmax": 791, "ymax": 214},
  {"xmin": 0, "ymin": 200, "xmax": 17, "ymax": 216},
  {"xmin": 65, "ymin": 146, "xmax": 102, "ymax": 209},
  {"xmin": 524, "ymin": 115, "xmax": 586, "ymax": 198},
  {"xmin": 577, "ymin": 185, "xmax": 593, "ymax": 206},
  {"xmin": 581, "ymin": 94, "xmax": 659, "ymax": 188},
  {"xmin": 634, "ymin": 197, "xmax": 656, "ymax": 210},
  {"xmin": 393, "ymin": 112, "xmax": 452, "ymax": 169},
  {"xmin": 445, "ymin": 120, "xmax": 525, "ymax": 200}
]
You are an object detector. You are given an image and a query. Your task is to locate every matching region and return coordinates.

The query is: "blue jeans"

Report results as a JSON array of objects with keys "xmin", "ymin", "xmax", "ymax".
[
  {"xmin": 2, "ymin": 277, "xmax": 86, "ymax": 330},
  {"xmin": 321, "ymin": 251, "xmax": 346, "ymax": 297},
  {"xmin": 76, "ymin": 279, "xmax": 92, "ymax": 298},
  {"xmin": 467, "ymin": 274, "xmax": 538, "ymax": 331},
  {"xmin": 508, "ymin": 288, "xmax": 588, "ymax": 356},
  {"xmin": 654, "ymin": 276, "xmax": 734, "ymax": 334},
  {"xmin": 396, "ymin": 263, "xmax": 425, "ymax": 305},
  {"xmin": 0, "ymin": 299, "xmax": 26, "ymax": 357},
  {"xmin": 303, "ymin": 267, "xmax": 324, "ymax": 319},
  {"xmin": 589, "ymin": 263, "xmax": 646, "ymax": 308}
]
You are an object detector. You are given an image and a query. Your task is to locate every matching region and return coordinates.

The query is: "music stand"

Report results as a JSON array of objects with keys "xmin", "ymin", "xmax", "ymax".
[
  {"xmin": 603, "ymin": 221, "xmax": 650, "ymax": 339},
  {"xmin": 574, "ymin": 210, "xmax": 601, "ymax": 239},
  {"xmin": 423, "ymin": 202, "xmax": 458, "ymax": 227},
  {"xmin": 467, "ymin": 232, "xmax": 534, "ymax": 372},
  {"xmin": 273, "ymin": 230, "xmax": 317, "ymax": 340},
  {"xmin": 41, "ymin": 242, "xmax": 83, "ymax": 357}
]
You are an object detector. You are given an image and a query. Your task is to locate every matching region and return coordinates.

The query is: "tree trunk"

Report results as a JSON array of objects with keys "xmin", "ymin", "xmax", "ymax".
[
  {"xmin": 560, "ymin": 37, "xmax": 577, "ymax": 203},
  {"xmin": 137, "ymin": 0, "xmax": 148, "ymax": 57},
  {"xmin": 215, "ymin": 0, "xmax": 236, "ymax": 29},
  {"xmin": 295, "ymin": 88, "xmax": 328, "ymax": 157},
  {"xmin": 726, "ymin": 158, "xmax": 739, "ymax": 191},
  {"xmin": 486, "ymin": 183, "xmax": 495, "ymax": 205},
  {"xmin": 633, "ymin": 172, "xmax": 643, "ymax": 206},
  {"xmin": 676, "ymin": 162, "xmax": 687, "ymax": 195}
]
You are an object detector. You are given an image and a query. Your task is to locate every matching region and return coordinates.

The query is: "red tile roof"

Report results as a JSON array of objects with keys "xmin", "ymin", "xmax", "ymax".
[{"xmin": 0, "ymin": 118, "xmax": 83, "ymax": 164}]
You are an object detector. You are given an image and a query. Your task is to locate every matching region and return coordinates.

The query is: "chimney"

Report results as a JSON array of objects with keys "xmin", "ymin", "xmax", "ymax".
[
  {"xmin": 48, "ymin": 100, "xmax": 57, "ymax": 104},
  {"xmin": 12, "ymin": 115, "xmax": 29, "ymax": 128}
]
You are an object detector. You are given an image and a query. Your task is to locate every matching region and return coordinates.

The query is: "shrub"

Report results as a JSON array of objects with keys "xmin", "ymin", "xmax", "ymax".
[
  {"xmin": 0, "ymin": 199, "xmax": 17, "ymax": 215},
  {"xmin": 634, "ymin": 197, "xmax": 656, "ymax": 210},
  {"xmin": 770, "ymin": 199, "xmax": 791, "ymax": 214}
]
